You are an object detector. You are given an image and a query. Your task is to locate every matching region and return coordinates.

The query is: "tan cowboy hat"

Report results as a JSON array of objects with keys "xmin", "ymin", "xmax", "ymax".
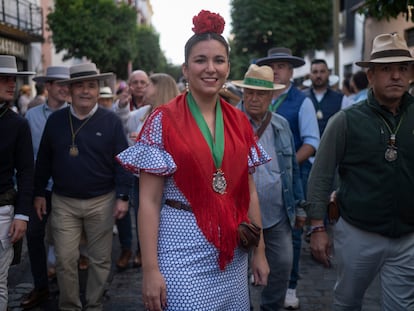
[
  {"xmin": 356, "ymin": 33, "xmax": 414, "ymax": 67},
  {"xmin": 232, "ymin": 64, "xmax": 285, "ymax": 91},
  {"xmin": 58, "ymin": 62, "xmax": 113, "ymax": 85},
  {"xmin": 255, "ymin": 47, "xmax": 305, "ymax": 68},
  {"xmin": 0, "ymin": 55, "xmax": 35, "ymax": 76},
  {"xmin": 99, "ymin": 86, "xmax": 114, "ymax": 98},
  {"xmin": 33, "ymin": 66, "xmax": 70, "ymax": 82}
]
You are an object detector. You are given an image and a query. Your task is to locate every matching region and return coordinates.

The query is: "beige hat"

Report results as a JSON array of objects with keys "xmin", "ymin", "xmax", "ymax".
[
  {"xmin": 58, "ymin": 63, "xmax": 113, "ymax": 85},
  {"xmin": 33, "ymin": 66, "xmax": 69, "ymax": 82},
  {"xmin": 0, "ymin": 55, "xmax": 35, "ymax": 76},
  {"xmin": 356, "ymin": 33, "xmax": 414, "ymax": 67},
  {"xmin": 99, "ymin": 86, "xmax": 114, "ymax": 98},
  {"xmin": 232, "ymin": 64, "xmax": 285, "ymax": 91}
]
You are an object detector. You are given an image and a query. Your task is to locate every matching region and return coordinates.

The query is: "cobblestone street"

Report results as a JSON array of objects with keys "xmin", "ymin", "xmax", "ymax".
[{"xmin": 8, "ymin": 222, "xmax": 381, "ymax": 311}]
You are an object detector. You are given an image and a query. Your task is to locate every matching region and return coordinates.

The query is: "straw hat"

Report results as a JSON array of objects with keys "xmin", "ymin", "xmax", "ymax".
[
  {"xmin": 0, "ymin": 55, "xmax": 35, "ymax": 76},
  {"xmin": 99, "ymin": 86, "xmax": 114, "ymax": 98},
  {"xmin": 33, "ymin": 66, "xmax": 70, "ymax": 82},
  {"xmin": 255, "ymin": 47, "xmax": 305, "ymax": 68},
  {"xmin": 58, "ymin": 63, "xmax": 113, "ymax": 84},
  {"xmin": 356, "ymin": 33, "xmax": 414, "ymax": 67},
  {"xmin": 232, "ymin": 64, "xmax": 285, "ymax": 91}
]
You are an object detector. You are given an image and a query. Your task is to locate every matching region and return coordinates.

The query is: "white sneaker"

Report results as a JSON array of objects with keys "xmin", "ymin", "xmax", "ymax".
[
  {"xmin": 284, "ymin": 288, "xmax": 299, "ymax": 310},
  {"xmin": 113, "ymin": 225, "xmax": 118, "ymax": 235}
]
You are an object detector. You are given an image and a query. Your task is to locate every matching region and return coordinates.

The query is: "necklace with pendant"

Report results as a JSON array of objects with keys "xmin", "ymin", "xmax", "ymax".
[
  {"xmin": 68, "ymin": 109, "xmax": 92, "ymax": 157},
  {"xmin": 377, "ymin": 112, "xmax": 404, "ymax": 162},
  {"xmin": 316, "ymin": 109, "xmax": 324, "ymax": 120},
  {"xmin": 187, "ymin": 93, "xmax": 226, "ymax": 194},
  {"xmin": 212, "ymin": 169, "xmax": 227, "ymax": 194}
]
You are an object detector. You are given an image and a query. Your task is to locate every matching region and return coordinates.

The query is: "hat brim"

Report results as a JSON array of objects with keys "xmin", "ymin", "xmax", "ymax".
[
  {"xmin": 57, "ymin": 73, "xmax": 114, "ymax": 85},
  {"xmin": 0, "ymin": 71, "xmax": 35, "ymax": 76},
  {"xmin": 232, "ymin": 80, "xmax": 285, "ymax": 91},
  {"xmin": 255, "ymin": 56, "xmax": 305, "ymax": 68},
  {"xmin": 33, "ymin": 76, "xmax": 69, "ymax": 83},
  {"xmin": 219, "ymin": 88, "xmax": 241, "ymax": 102},
  {"xmin": 355, "ymin": 56, "xmax": 414, "ymax": 67},
  {"xmin": 99, "ymin": 94, "xmax": 115, "ymax": 98}
]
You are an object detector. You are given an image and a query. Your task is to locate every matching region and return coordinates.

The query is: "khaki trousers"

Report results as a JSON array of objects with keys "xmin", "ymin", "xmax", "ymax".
[
  {"xmin": 51, "ymin": 192, "xmax": 115, "ymax": 311},
  {"xmin": 0, "ymin": 204, "xmax": 13, "ymax": 311}
]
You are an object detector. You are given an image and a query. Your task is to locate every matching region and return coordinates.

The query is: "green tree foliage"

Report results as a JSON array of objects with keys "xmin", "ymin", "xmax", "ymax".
[
  {"xmin": 359, "ymin": 0, "xmax": 414, "ymax": 22},
  {"xmin": 229, "ymin": 0, "xmax": 332, "ymax": 78},
  {"xmin": 47, "ymin": 0, "xmax": 175, "ymax": 80},
  {"xmin": 134, "ymin": 25, "xmax": 166, "ymax": 74}
]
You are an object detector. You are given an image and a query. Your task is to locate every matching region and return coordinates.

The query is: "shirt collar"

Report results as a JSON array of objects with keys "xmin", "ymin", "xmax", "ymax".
[{"xmin": 70, "ymin": 103, "xmax": 98, "ymax": 119}]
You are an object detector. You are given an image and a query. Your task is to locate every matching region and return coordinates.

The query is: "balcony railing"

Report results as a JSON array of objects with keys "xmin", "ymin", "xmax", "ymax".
[{"xmin": 0, "ymin": 0, "xmax": 43, "ymax": 40}]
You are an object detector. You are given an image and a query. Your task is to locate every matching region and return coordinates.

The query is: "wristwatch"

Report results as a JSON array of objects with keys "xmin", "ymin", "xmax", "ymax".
[{"xmin": 116, "ymin": 194, "xmax": 129, "ymax": 202}]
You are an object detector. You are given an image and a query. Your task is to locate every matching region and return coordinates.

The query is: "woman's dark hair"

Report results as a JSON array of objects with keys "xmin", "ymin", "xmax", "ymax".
[{"xmin": 184, "ymin": 32, "xmax": 229, "ymax": 64}]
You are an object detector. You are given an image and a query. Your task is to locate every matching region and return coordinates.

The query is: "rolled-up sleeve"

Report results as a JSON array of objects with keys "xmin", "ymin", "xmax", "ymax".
[
  {"xmin": 298, "ymin": 97, "xmax": 320, "ymax": 151},
  {"xmin": 306, "ymin": 111, "xmax": 346, "ymax": 219}
]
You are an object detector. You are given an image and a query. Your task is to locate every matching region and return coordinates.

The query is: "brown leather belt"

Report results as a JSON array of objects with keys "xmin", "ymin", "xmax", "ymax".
[{"xmin": 165, "ymin": 199, "xmax": 192, "ymax": 212}]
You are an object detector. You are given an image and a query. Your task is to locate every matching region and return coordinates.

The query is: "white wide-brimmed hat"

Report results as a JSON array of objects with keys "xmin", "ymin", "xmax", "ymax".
[
  {"xmin": 356, "ymin": 33, "xmax": 414, "ymax": 67},
  {"xmin": 58, "ymin": 63, "xmax": 113, "ymax": 85},
  {"xmin": 0, "ymin": 55, "xmax": 35, "ymax": 76},
  {"xmin": 99, "ymin": 86, "xmax": 114, "ymax": 98},
  {"xmin": 232, "ymin": 64, "xmax": 285, "ymax": 91},
  {"xmin": 33, "ymin": 66, "xmax": 70, "ymax": 83}
]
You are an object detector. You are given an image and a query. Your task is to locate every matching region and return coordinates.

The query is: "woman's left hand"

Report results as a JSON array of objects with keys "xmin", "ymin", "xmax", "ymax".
[{"xmin": 250, "ymin": 248, "xmax": 269, "ymax": 286}]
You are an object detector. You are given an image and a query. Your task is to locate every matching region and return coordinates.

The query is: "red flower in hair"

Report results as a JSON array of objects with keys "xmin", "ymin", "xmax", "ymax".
[{"xmin": 192, "ymin": 10, "xmax": 225, "ymax": 35}]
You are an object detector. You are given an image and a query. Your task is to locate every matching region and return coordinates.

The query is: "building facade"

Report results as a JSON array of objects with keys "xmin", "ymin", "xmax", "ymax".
[{"xmin": 0, "ymin": 0, "xmax": 43, "ymax": 80}]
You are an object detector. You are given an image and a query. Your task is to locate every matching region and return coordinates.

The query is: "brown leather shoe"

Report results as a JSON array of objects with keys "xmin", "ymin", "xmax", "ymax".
[
  {"xmin": 47, "ymin": 267, "xmax": 56, "ymax": 280},
  {"xmin": 116, "ymin": 249, "xmax": 132, "ymax": 270},
  {"xmin": 20, "ymin": 288, "xmax": 49, "ymax": 309},
  {"xmin": 78, "ymin": 254, "xmax": 89, "ymax": 270},
  {"xmin": 133, "ymin": 252, "xmax": 142, "ymax": 268}
]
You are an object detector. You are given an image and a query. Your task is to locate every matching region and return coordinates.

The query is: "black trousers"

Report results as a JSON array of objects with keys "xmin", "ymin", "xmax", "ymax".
[{"xmin": 26, "ymin": 190, "xmax": 52, "ymax": 290}]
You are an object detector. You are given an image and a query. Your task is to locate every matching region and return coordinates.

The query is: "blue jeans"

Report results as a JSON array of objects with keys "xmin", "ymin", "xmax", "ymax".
[
  {"xmin": 26, "ymin": 190, "xmax": 52, "ymax": 290},
  {"xmin": 116, "ymin": 176, "xmax": 140, "ymax": 251},
  {"xmin": 287, "ymin": 160, "xmax": 311, "ymax": 289},
  {"xmin": 299, "ymin": 159, "xmax": 311, "ymax": 196},
  {"xmin": 260, "ymin": 220, "xmax": 293, "ymax": 310},
  {"xmin": 288, "ymin": 227, "xmax": 303, "ymax": 289}
]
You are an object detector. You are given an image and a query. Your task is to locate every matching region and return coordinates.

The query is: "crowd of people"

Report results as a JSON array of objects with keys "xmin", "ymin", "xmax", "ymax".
[{"xmin": 1, "ymin": 9, "xmax": 414, "ymax": 311}]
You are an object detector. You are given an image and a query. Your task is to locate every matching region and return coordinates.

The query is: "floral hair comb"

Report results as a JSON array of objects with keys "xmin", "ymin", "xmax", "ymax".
[{"xmin": 192, "ymin": 10, "xmax": 225, "ymax": 35}]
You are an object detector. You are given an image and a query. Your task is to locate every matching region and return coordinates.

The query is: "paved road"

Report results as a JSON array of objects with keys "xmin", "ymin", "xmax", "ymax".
[{"xmin": 8, "ymin": 223, "xmax": 381, "ymax": 311}]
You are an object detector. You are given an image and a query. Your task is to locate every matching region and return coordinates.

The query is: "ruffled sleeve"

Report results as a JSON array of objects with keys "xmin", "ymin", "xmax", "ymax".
[
  {"xmin": 248, "ymin": 140, "xmax": 271, "ymax": 173},
  {"xmin": 116, "ymin": 110, "xmax": 177, "ymax": 176},
  {"xmin": 248, "ymin": 140, "xmax": 271, "ymax": 167}
]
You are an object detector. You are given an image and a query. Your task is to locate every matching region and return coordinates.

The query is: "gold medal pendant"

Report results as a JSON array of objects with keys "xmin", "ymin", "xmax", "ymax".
[
  {"xmin": 384, "ymin": 134, "xmax": 397, "ymax": 162},
  {"xmin": 385, "ymin": 145, "xmax": 397, "ymax": 162},
  {"xmin": 212, "ymin": 169, "xmax": 227, "ymax": 194},
  {"xmin": 69, "ymin": 145, "xmax": 79, "ymax": 157},
  {"xmin": 316, "ymin": 110, "xmax": 324, "ymax": 120}
]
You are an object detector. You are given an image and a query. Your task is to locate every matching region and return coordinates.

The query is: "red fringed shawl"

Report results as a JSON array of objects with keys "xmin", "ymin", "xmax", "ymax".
[{"xmin": 153, "ymin": 94, "xmax": 258, "ymax": 269}]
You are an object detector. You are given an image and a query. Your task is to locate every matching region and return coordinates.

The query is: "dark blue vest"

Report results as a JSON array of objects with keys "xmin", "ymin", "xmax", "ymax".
[
  {"xmin": 303, "ymin": 88, "xmax": 343, "ymax": 135},
  {"xmin": 274, "ymin": 87, "xmax": 306, "ymax": 151}
]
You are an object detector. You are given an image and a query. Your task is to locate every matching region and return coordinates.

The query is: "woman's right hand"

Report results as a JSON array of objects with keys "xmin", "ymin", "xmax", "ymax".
[{"xmin": 142, "ymin": 269, "xmax": 167, "ymax": 311}]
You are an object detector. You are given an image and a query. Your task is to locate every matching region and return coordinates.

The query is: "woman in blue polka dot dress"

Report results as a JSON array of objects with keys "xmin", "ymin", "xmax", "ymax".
[{"xmin": 117, "ymin": 10, "xmax": 270, "ymax": 311}]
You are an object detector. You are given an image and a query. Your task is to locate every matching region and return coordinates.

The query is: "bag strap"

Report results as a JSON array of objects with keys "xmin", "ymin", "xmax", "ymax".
[{"xmin": 255, "ymin": 111, "xmax": 272, "ymax": 139}]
